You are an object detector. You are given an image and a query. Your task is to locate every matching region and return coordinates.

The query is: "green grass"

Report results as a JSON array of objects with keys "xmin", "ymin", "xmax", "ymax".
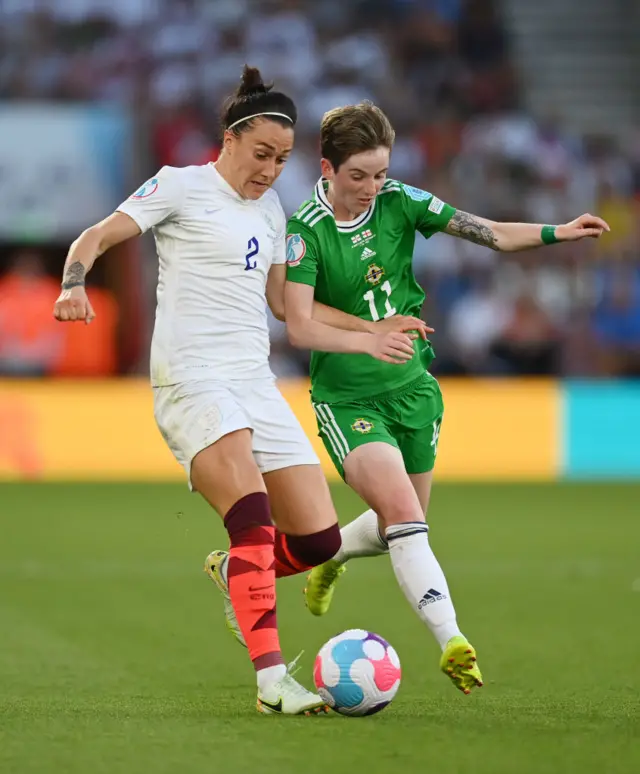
[{"xmin": 1, "ymin": 482, "xmax": 639, "ymax": 774}]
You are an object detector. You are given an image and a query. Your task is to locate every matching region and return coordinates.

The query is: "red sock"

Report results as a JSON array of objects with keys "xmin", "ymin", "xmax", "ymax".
[
  {"xmin": 274, "ymin": 523, "xmax": 342, "ymax": 578},
  {"xmin": 224, "ymin": 492, "xmax": 284, "ymax": 671},
  {"xmin": 274, "ymin": 532, "xmax": 312, "ymax": 578}
]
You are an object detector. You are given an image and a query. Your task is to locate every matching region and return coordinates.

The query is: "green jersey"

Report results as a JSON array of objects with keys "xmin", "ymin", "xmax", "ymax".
[{"xmin": 286, "ymin": 178, "xmax": 455, "ymax": 403}]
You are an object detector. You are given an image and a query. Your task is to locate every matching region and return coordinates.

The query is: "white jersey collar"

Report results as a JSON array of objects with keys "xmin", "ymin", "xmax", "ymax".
[{"xmin": 313, "ymin": 178, "xmax": 376, "ymax": 233}]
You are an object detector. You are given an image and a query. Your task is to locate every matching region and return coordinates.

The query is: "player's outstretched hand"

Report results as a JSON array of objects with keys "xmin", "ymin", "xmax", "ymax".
[
  {"xmin": 367, "ymin": 331, "xmax": 416, "ymax": 364},
  {"xmin": 53, "ymin": 286, "xmax": 96, "ymax": 324},
  {"xmin": 374, "ymin": 315, "xmax": 434, "ymax": 341},
  {"xmin": 557, "ymin": 214, "xmax": 610, "ymax": 242}
]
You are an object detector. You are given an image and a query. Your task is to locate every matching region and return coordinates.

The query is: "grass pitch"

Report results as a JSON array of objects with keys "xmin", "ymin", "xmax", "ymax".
[{"xmin": 1, "ymin": 481, "xmax": 639, "ymax": 774}]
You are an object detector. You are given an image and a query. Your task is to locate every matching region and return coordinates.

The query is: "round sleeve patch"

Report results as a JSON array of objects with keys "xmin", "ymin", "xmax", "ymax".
[
  {"xmin": 286, "ymin": 233, "xmax": 306, "ymax": 266},
  {"xmin": 130, "ymin": 177, "xmax": 159, "ymax": 199}
]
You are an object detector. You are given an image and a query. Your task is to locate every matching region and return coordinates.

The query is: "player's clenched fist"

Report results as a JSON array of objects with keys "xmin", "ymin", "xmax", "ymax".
[
  {"xmin": 53, "ymin": 286, "xmax": 96, "ymax": 324},
  {"xmin": 367, "ymin": 330, "xmax": 416, "ymax": 364}
]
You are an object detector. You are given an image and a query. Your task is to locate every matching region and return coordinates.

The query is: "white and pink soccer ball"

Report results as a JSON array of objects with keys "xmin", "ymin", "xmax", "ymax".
[{"xmin": 313, "ymin": 629, "xmax": 401, "ymax": 716}]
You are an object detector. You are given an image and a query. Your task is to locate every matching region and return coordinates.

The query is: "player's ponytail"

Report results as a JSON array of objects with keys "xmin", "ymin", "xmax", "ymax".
[
  {"xmin": 236, "ymin": 65, "xmax": 270, "ymax": 97},
  {"xmin": 221, "ymin": 65, "xmax": 297, "ymax": 136}
]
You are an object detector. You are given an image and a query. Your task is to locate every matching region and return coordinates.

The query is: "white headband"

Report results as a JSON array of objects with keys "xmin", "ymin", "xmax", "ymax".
[{"xmin": 227, "ymin": 112, "xmax": 294, "ymax": 131}]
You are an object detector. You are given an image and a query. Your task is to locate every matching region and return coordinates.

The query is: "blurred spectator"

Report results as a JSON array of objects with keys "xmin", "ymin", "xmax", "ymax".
[
  {"xmin": 303, "ymin": 67, "xmax": 376, "ymax": 131},
  {"xmin": 246, "ymin": 0, "xmax": 320, "ymax": 91},
  {"xmin": 445, "ymin": 272, "xmax": 510, "ymax": 374},
  {"xmin": 0, "ymin": 250, "xmax": 64, "ymax": 376},
  {"xmin": 458, "ymin": 0, "xmax": 507, "ymax": 72},
  {"xmin": 52, "ymin": 284, "xmax": 119, "ymax": 377},
  {"xmin": 152, "ymin": 103, "xmax": 215, "ymax": 168},
  {"xmin": 491, "ymin": 293, "xmax": 561, "ymax": 375},
  {"xmin": 595, "ymin": 182, "xmax": 638, "ymax": 259},
  {"xmin": 591, "ymin": 265, "xmax": 640, "ymax": 377},
  {"xmin": 416, "ymin": 107, "xmax": 463, "ymax": 175},
  {"xmin": 0, "ymin": 250, "xmax": 118, "ymax": 377}
]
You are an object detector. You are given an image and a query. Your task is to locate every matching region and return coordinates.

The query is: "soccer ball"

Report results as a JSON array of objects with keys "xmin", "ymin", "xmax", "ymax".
[{"xmin": 313, "ymin": 629, "xmax": 401, "ymax": 716}]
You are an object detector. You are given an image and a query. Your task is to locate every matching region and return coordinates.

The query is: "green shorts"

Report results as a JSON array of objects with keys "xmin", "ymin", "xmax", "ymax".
[{"xmin": 312, "ymin": 372, "xmax": 444, "ymax": 479}]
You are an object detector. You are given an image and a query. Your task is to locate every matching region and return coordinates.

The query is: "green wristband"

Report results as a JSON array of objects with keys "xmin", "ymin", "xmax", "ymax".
[{"xmin": 541, "ymin": 225, "xmax": 559, "ymax": 245}]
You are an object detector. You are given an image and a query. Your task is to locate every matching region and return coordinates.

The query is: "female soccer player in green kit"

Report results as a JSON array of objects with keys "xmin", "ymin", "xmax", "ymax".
[{"xmin": 284, "ymin": 102, "xmax": 610, "ymax": 694}]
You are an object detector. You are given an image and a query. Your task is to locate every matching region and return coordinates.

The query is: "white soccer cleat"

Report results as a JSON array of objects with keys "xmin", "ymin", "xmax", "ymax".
[
  {"xmin": 257, "ymin": 655, "xmax": 329, "ymax": 716},
  {"xmin": 204, "ymin": 550, "xmax": 246, "ymax": 647}
]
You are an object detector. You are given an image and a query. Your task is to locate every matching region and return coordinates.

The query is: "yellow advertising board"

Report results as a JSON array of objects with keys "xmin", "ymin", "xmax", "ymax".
[{"xmin": 0, "ymin": 378, "xmax": 558, "ymax": 482}]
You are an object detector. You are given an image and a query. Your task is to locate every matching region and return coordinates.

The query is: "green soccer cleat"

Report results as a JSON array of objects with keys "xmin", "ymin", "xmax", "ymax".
[
  {"xmin": 204, "ymin": 550, "xmax": 246, "ymax": 648},
  {"xmin": 304, "ymin": 559, "xmax": 347, "ymax": 617},
  {"xmin": 440, "ymin": 636, "xmax": 483, "ymax": 695}
]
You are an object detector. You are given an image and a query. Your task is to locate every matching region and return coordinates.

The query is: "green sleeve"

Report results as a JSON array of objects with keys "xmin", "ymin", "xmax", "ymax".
[
  {"xmin": 285, "ymin": 220, "xmax": 319, "ymax": 288},
  {"xmin": 399, "ymin": 182, "xmax": 456, "ymax": 239}
]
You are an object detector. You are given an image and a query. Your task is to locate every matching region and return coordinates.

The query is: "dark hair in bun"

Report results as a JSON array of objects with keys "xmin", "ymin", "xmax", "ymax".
[
  {"xmin": 221, "ymin": 65, "xmax": 297, "ymax": 135},
  {"xmin": 236, "ymin": 66, "xmax": 270, "ymax": 96}
]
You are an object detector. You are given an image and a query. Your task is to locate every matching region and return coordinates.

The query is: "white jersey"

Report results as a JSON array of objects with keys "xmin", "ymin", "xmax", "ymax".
[{"xmin": 117, "ymin": 164, "xmax": 286, "ymax": 387}]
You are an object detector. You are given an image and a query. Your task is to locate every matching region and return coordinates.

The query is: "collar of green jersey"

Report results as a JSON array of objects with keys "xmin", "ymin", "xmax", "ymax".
[{"xmin": 313, "ymin": 177, "xmax": 376, "ymax": 233}]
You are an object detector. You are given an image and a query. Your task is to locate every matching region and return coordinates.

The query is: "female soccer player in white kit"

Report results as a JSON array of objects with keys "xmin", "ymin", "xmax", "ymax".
[{"xmin": 53, "ymin": 66, "xmax": 425, "ymax": 715}]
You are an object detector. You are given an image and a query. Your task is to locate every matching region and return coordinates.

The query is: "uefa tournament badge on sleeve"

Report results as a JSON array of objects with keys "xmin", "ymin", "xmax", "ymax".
[
  {"xmin": 286, "ymin": 233, "xmax": 306, "ymax": 266},
  {"xmin": 130, "ymin": 178, "xmax": 159, "ymax": 200}
]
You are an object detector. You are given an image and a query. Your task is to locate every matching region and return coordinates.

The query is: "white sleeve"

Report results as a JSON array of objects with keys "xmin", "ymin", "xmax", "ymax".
[
  {"xmin": 116, "ymin": 166, "xmax": 186, "ymax": 233},
  {"xmin": 271, "ymin": 200, "xmax": 287, "ymax": 265}
]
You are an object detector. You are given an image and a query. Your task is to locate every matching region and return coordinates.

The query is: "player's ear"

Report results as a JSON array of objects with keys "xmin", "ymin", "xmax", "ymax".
[
  {"xmin": 321, "ymin": 157, "xmax": 335, "ymax": 181},
  {"xmin": 222, "ymin": 129, "xmax": 236, "ymax": 154}
]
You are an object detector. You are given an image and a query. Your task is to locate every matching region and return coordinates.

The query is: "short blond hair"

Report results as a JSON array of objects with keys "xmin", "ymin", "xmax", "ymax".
[{"xmin": 320, "ymin": 102, "xmax": 395, "ymax": 171}]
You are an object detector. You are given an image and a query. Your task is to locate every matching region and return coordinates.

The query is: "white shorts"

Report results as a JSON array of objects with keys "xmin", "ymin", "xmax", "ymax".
[{"xmin": 153, "ymin": 378, "xmax": 319, "ymax": 487}]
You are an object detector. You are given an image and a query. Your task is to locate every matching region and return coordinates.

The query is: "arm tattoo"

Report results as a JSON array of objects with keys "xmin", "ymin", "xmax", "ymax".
[
  {"xmin": 61, "ymin": 261, "xmax": 86, "ymax": 289},
  {"xmin": 446, "ymin": 210, "xmax": 499, "ymax": 250}
]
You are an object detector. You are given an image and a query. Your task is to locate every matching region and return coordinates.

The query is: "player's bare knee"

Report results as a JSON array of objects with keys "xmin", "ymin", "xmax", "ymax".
[
  {"xmin": 378, "ymin": 497, "xmax": 425, "ymax": 528},
  {"xmin": 264, "ymin": 463, "xmax": 338, "ymax": 534},
  {"xmin": 345, "ymin": 451, "xmax": 423, "ymax": 528},
  {"xmin": 368, "ymin": 476, "xmax": 425, "ymax": 526}
]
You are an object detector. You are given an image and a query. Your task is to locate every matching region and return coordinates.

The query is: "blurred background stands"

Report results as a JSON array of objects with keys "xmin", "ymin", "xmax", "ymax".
[{"xmin": 0, "ymin": 0, "xmax": 638, "ymax": 378}]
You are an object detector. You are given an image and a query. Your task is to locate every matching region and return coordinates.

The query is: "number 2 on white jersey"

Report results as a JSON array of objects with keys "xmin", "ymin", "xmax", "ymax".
[
  {"xmin": 363, "ymin": 280, "xmax": 396, "ymax": 322},
  {"xmin": 245, "ymin": 237, "xmax": 259, "ymax": 271}
]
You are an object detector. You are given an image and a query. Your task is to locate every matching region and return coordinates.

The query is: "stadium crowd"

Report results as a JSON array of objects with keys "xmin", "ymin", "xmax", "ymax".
[{"xmin": 1, "ymin": 0, "xmax": 639, "ymax": 378}]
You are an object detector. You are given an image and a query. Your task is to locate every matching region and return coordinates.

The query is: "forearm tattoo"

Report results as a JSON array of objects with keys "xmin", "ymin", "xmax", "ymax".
[
  {"xmin": 447, "ymin": 210, "xmax": 499, "ymax": 250},
  {"xmin": 61, "ymin": 261, "xmax": 86, "ymax": 289}
]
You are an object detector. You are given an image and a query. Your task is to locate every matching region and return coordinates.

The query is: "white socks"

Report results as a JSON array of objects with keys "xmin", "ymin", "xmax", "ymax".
[
  {"xmin": 386, "ymin": 522, "xmax": 462, "ymax": 650},
  {"xmin": 333, "ymin": 508, "xmax": 388, "ymax": 564},
  {"xmin": 324, "ymin": 510, "xmax": 463, "ymax": 652}
]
